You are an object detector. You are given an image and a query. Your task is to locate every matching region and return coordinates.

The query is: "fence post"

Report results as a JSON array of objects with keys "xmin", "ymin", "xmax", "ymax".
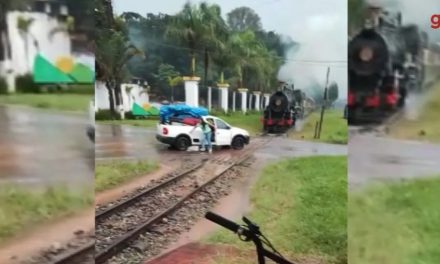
[
  {"xmin": 314, "ymin": 121, "xmax": 319, "ymax": 139},
  {"xmin": 317, "ymin": 67, "xmax": 330, "ymax": 139}
]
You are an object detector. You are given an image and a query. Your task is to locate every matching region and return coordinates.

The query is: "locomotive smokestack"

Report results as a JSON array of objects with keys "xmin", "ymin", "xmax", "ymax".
[{"xmin": 367, "ymin": 5, "xmax": 382, "ymax": 28}]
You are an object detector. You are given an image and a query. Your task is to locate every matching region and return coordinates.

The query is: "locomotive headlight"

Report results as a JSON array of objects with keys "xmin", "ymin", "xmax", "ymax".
[
  {"xmin": 359, "ymin": 47, "xmax": 374, "ymax": 62},
  {"xmin": 275, "ymin": 99, "xmax": 281, "ymax": 106}
]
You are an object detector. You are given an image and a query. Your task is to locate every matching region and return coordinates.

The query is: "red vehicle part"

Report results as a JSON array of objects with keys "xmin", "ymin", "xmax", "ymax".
[
  {"xmin": 266, "ymin": 119, "xmax": 273, "ymax": 125},
  {"xmin": 385, "ymin": 92, "xmax": 397, "ymax": 105},
  {"xmin": 182, "ymin": 118, "xmax": 199, "ymax": 126},
  {"xmin": 348, "ymin": 90, "xmax": 355, "ymax": 106},
  {"xmin": 365, "ymin": 94, "xmax": 380, "ymax": 107}
]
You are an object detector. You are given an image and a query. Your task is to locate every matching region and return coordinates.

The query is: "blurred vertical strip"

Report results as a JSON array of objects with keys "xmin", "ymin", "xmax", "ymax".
[{"xmin": 65, "ymin": 0, "xmax": 95, "ymax": 53}]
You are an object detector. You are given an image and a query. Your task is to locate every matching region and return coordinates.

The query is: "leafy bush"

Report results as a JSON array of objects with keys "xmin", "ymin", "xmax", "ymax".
[
  {"xmin": 124, "ymin": 111, "xmax": 135, "ymax": 120},
  {"xmin": 0, "ymin": 77, "xmax": 7, "ymax": 94},
  {"xmin": 210, "ymin": 108, "xmax": 262, "ymax": 117},
  {"xmin": 15, "ymin": 74, "xmax": 40, "ymax": 93},
  {"xmin": 95, "ymin": 109, "xmax": 160, "ymax": 121},
  {"xmin": 59, "ymin": 85, "xmax": 94, "ymax": 94},
  {"xmin": 95, "ymin": 110, "xmax": 120, "ymax": 120}
]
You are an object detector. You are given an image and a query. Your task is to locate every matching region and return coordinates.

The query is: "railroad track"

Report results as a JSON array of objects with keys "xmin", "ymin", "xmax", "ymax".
[
  {"xmin": 94, "ymin": 138, "xmax": 270, "ymax": 264},
  {"xmin": 51, "ymin": 241, "xmax": 95, "ymax": 264},
  {"xmin": 348, "ymin": 109, "xmax": 403, "ymax": 136}
]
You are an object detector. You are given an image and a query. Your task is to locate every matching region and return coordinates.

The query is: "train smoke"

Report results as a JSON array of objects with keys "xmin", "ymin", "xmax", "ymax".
[
  {"xmin": 277, "ymin": 10, "xmax": 348, "ymax": 100},
  {"xmin": 368, "ymin": 0, "xmax": 440, "ymax": 41}
]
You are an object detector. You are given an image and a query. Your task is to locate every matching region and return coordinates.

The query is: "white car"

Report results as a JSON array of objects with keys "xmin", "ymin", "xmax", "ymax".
[{"xmin": 156, "ymin": 115, "xmax": 250, "ymax": 151}]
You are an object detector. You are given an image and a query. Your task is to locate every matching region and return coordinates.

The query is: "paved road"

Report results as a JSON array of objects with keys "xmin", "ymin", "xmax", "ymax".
[
  {"xmin": 0, "ymin": 105, "xmax": 93, "ymax": 188},
  {"xmin": 255, "ymin": 136, "xmax": 347, "ymax": 160},
  {"xmin": 96, "ymin": 124, "xmax": 348, "ymax": 162},
  {"xmin": 349, "ymin": 133, "xmax": 440, "ymax": 190},
  {"xmin": 95, "ymin": 124, "xmax": 162, "ymax": 163}
]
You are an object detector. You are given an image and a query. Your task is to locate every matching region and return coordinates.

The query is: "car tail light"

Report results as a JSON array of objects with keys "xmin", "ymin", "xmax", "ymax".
[{"xmin": 162, "ymin": 127, "xmax": 168, "ymax": 135}]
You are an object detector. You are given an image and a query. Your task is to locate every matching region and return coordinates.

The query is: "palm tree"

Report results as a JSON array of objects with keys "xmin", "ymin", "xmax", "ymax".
[
  {"xmin": 95, "ymin": 0, "xmax": 145, "ymax": 117},
  {"xmin": 228, "ymin": 30, "xmax": 264, "ymax": 88},
  {"xmin": 348, "ymin": 0, "xmax": 366, "ymax": 35},
  {"xmin": 168, "ymin": 76, "xmax": 183, "ymax": 102},
  {"xmin": 165, "ymin": 2, "xmax": 223, "ymax": 77},
  {"xmin": 17, "ymin": 16, "xmax": 36, "ymax": 72},
  {"xmin": 211, "ymin": 38, "xmax": 234, "ymax": 84},
  {"xmin": 198, "ymin": 2, "xmax": 227, "ymax": 88},
  {"xmin": 96, "ymin": 31, "xmax": 145, "ymax": 117}
]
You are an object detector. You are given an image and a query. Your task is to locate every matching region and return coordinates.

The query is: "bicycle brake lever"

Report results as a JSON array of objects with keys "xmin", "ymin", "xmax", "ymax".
[{"xmin": 242, "ymin": 216, "xmax": 261, "ymax": 235}]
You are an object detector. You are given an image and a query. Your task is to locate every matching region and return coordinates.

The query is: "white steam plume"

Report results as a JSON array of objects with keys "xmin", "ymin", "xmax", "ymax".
[
  {"xmin": 277, "ymin": 12, "xmax": 347, "ymax": 99},
  {"xmin": 368, "ymin": 0, "xmax": 440, "ymax": 41}
]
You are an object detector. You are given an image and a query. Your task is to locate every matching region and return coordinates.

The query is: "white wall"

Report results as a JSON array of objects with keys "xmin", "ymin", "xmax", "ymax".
[
  {"xmin": 6, "ymin": 11, "xmax": 71, "ymax": 76},
  {"xmin": 121, "ymin": 83, "xmax": 149, "ymax": 111},
  {"xmin": 95, "ymin": 81, "xmax": 150, "ymax": 112},
  {"xmin": 73, "ymin": 52, "xmax": 95, "ymax": 70},
  {"xmin": 95, "ymin": 81, "xmax": 110, "ymax": 111}
]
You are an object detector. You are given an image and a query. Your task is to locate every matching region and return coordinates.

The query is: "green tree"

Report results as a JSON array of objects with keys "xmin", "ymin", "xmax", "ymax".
[
  {"xmin": 308, "ymin": 80, "xmax": 325, "ymax": 106},
  {"xmin": 227, "ymin": 7, "xmax": 262, "ymax": 32},
  {"xmin": 65, "ymin": 0, "xmax": 94, "ymax": 51},
  {"xmin": 348, "ymin": 0, "xmax": 366, "ymax": 35},
  {"xmin": 95, "ymin": 0, "xmax": 144, "ymax": 117},
  {"xmin": 17, "ymin": 16, "xmax": 36, "ymax": 72},
  {"xmin": 168, "ymin": 76, "xmax": 183, "ymax": 102},
  {"xmin": 153, "ymin": 63, "xmax": 180, "ymax": 101},
  {"xmin": 228, "ymin": 30, "xmax": 264, "ymax": 88},
  {"xmin": 198, "ymin": 2, "xmax": 228, "ymax": 89},
  {"xmin": 211, "ymin": 34, "xmax": 236, "ymax": 84},
  {"xmin": 110, "ymin": 3, "xmax": 292, "ymax": 100},
  {"xmin": 165, "ymin": 2, "xmax": 223, "ymax": 76},
  {"xmin": 96, "ymin": 31, "xmax": 144, "ymax": 116},
  {"xmin": 328, "ymin": 82, "xmax": 339, "ymax": 106}
]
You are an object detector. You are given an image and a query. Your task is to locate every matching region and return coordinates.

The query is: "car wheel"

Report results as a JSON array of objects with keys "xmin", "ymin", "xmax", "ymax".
[
  {"xmin": 175, "ymin": 136, "xmax": 190, "ymax": 151},
  {"xmin": 231, "ymin": 136, "xmax": 245, "ymax": 150}
]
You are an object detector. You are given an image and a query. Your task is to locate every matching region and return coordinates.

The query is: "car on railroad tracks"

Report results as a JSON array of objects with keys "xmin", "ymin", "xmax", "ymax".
[{"xmin": 156, "ymin": 115, "xmax": 250, "ymax": 151}]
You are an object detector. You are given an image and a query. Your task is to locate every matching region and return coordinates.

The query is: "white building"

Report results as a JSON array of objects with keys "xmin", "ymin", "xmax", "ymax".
[
  {"xmin": 4, "ymin": 11, "xmax": 71, "ymax": 76},
  {"xmin": 0, "ymin": 0, "xmax": 94, "ymax": 92},
  {"xmin": 95, "ymin": 78, "xmax": 150, "ymax": 112}
]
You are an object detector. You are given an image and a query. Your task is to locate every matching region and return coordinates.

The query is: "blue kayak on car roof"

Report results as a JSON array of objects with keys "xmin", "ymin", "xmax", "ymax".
[{"xmin": 159, "ymin": 104, "xmax": 208, "ymax": 123}]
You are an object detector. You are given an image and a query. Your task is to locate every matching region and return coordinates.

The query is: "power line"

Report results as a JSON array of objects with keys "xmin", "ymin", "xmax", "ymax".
[{"xmin": 137, "ymin": 39, "xmax": 347, "ymax": 66}]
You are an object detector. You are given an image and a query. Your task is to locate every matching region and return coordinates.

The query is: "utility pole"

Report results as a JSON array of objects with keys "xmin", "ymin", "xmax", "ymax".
[{"xmin": 317, "ymin": 67, "xmax": 330, "ymax": 139}]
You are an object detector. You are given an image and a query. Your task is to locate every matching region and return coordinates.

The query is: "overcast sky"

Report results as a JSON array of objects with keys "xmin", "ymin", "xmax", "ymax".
[{"xmin": 114, "ymin": 0, "xmax": 348, "ymax": 99}]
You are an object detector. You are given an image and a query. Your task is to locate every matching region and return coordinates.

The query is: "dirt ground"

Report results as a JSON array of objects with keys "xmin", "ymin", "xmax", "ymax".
[{"xmin": 0, "ymin": 208, "xmax": 94, "ymax": 264}]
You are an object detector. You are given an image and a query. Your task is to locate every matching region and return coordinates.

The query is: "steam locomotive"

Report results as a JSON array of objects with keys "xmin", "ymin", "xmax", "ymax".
[
  {"xmin": 262, "ymin": 82, "xmax": 310, "ymax": 134},
  {"xmin": 348, "ymin": 8, "xmax": 428, "ymax": 122}
]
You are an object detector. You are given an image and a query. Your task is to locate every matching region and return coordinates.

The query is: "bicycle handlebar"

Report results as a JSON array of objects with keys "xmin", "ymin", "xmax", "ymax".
[
  {"xmin": 205, "ymin": 211, "xmax": 240, "ymax": 233},
  {"xmin": 205, "ymin": 211, "xmax": 295, "ymax": 264}
]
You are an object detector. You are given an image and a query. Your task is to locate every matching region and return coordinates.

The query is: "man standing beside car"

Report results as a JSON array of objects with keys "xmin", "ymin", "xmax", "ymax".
[{"xmin": 191, "ymin": 117, "xmax": 213, "ymax": 153}]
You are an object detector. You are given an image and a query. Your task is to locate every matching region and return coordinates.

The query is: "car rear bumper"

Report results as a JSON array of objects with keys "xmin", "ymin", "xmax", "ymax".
[{"xmin": 156, "ymin": 134, "xmax": 175, "ymax": 145}]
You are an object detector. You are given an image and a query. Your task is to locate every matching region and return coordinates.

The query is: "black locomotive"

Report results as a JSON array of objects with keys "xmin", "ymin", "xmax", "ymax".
[
  {"xmin": 262, "ymin": 83, "xmax": 305, "ymax": 134},
  {"xmin": 348, "ymin": 9, "xmax": 428, "ymax": 122}
]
